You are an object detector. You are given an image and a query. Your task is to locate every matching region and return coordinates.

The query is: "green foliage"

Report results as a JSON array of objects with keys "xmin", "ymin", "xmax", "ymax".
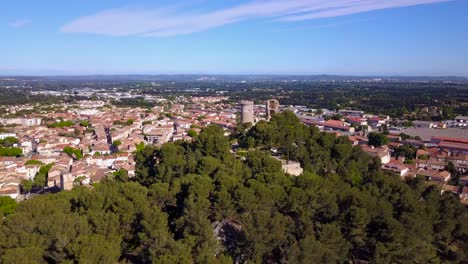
[
  {"xmin": 332, "ymin": 113, "xmax": 343, "ymax": 120},
  {"xmin": 25, "ymin": 159, "xmax": 44, "ymax": 166},
  {"xmin": 187, "ymin": 129, "xmax": 197, "ymax": 138},
  {"xmin": 0, "ymin": 196, "xmax": 17, "ymax": 216},
  {"xmin": 34, "ymin": 163, "xmax": 54, "ymax": 188},
  {"xmin": 394, "ymin": 144, "xmax": 417, "ymax": 160},
  {"xmin": 193, "ymin": 125, "xmax": 230, "ymax": 159},
  {"xmin": 58, "ymin": 129, "xmax": 82, "ymax": 138},
  {"xmin": 0, "ymin": 87, "xmax": 70, "ymax": 112},
  {"xmin": 446, "ymin": 161, "xmax": 460, "ymax": 185},
  {"xmin": 399, "ymin": 133, "xmax": 413, "ymax": 140},
  {"xmin": 442, "ymin": 106, "xmax": 455, "ymax": 120},
  {"xmin": 113, "ymin": 119, "xmax": 134, "ymax": 126},
  {"xmin": 63, "ymin": 146, "xmax": 83, "ymax": 159},
  {"xmin": 0, "ymin": 147, "xmax": 22, "ymax": 157},
  {"xmin": 112, "ymin": 169, "xmax": 129, "ymax": 183},
  {"xmin": 47, "ymin": 120, "xmax": 74, "ymax": 128},
  {"xmin": 1, "ymin": 111, "xmax": 466, "ymax": 263},
  {"xmin": 368, "ymin": 132, "xmax": 389, "ymax": 147},
  {"xmin": 135, "ymin": 142, "xmax": 145, "ymax": 152},
  {"xmin": 0, "ymin": 137, "xmax": 19, "ymax": 147},
  {"xmin": 1, "ymin": 247, "xmax": 45, "ymax": 263},
  {"xmin": 245, "ymin": 150, "xmax": 282, "ymax": 175},
  {"xmin": 79, "ymin": 120, "xmax": 90, "ymax": 127},
  {"xmin": 21, "ymin": 179, "xmax": 33, "ymax": 193},
  {"xmin": 134, "ymin": 145, "xmax": 158, "ymax": 186},
  {"xmin": 74, "ymin": 176, "xmax": 87, "ymax": 184},
  {"xmin": 112, "ymin": 98, "xmax": 156, "ymax": 108},
  {"xmin": 112, "ymin": 140, "xmax": 122, "ymax": 147}
]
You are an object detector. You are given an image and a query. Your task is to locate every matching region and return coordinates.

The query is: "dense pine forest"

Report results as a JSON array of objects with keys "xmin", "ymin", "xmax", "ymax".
[{"xmin": 0, "ymin": 112, "xmax": 466, "ymax": 263}]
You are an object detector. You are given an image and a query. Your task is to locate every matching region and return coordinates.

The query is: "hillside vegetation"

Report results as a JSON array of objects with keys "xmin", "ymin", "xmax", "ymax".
[{"xmin": 0, "ymin": 112, "xmax": 466, "ymax": 263}]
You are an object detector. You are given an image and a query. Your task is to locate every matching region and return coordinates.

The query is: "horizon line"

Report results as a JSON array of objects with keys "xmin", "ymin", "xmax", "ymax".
[{"xmin": 1, "ymin": 73, "xmax": 467, "ymax": 79}]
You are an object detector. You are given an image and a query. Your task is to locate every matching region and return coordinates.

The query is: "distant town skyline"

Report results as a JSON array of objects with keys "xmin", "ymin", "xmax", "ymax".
[{"xmin": 2, "ymin": 0, "xmax": 468, "ymax": 76}]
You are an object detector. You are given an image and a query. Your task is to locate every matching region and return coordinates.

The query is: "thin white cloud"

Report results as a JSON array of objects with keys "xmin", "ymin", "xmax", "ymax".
[
  {"xmin": 280, "ymin": 0, "xmax": 450, "ymax": 21},
  {"xmin": 9, "ymin": 19, "xmax": 31, "ymax": 28},
  {"xmin": 60, "ymin": 0, "xmax": 449, "ymax": 37}
]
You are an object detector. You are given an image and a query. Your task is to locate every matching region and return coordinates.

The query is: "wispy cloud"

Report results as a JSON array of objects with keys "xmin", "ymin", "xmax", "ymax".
[
  {"xmin": 9, "ymin": 19, "xmax": 31, "ymax": 28},
  {"xmin": 61, "ymin": 0, "xmax": 449, "ymax": 37}
]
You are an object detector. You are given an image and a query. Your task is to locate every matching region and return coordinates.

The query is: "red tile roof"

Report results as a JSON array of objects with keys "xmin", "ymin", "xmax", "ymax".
[
  {"xmin": 438, "ymin": 141, "xmax": 468, "ymax": 151},
  {"xmin": 432, "ymin": 136, "xmax": 468, "ymax": 144}
]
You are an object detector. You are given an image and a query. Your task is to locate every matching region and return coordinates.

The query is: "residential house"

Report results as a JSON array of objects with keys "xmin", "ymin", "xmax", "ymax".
[
  {"xmin": 442, "ymin": 185, "xmax": 460, "ymax": 195},
  {"xmin": 417, "ymin": 169, "xmax": 451, "ymax": 184},
  {"xmin": 382, "ymin": 160, "xmax": 410, "ymax": 177},
  {"xmin": 415, "ymin": 159, "xmax": 447, "ymax": 170},
  {"xmin": 460, "ymin": 187, "xmax": 468, "ymax": 201},
  {"xmin": 0, "ymin": 185, "xmax": 20, "ymax": 199},
  {"xmin": 413, "ymin": 120, "xmax": 435, "ymax": 128},
  {"xmin": 361, "ymin": 145, "xmax": 391, "ymax": 164}
]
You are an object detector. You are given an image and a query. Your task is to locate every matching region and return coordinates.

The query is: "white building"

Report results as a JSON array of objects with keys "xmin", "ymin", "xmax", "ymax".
[{"xmin": 0, "ymin": 133, "xmax": 16, "ymax": 140}]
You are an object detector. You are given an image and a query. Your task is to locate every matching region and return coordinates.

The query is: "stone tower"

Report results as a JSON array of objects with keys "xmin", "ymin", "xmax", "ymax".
[
  {"xmin": 266, "ymin": 99, "xmax": 279, "ymax": 120},
  {"xmin": 240, "ymin": 100, "xmax": 254, "ymax": 124}
]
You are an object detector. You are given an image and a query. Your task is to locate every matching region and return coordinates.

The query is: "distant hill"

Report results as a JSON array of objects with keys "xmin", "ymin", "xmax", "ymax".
[{"xmin": 1, "ymin": 74, "xmax": 467, "ymax": 83}]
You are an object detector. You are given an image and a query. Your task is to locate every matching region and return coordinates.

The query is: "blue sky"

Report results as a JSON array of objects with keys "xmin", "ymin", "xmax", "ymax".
[{"xmin": 1, "ymin": 0, "xmax": 467, "ymax": 76}]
